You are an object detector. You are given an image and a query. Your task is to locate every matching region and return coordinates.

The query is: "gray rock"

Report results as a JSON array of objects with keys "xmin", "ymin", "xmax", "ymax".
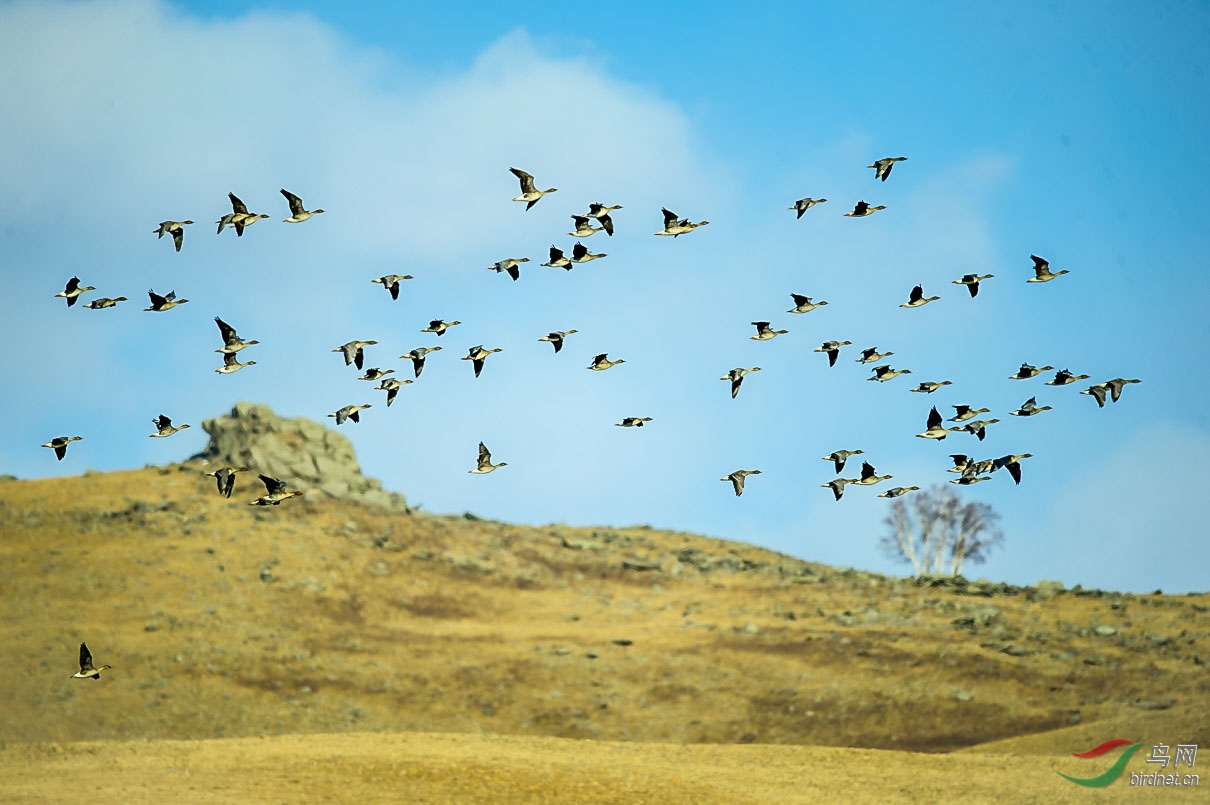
[
  {"xmin": 193, "ymin": 402, "xmax": 408, "ymax": 511},
  {"xmin": 1094, "ymin": 625, "xmax": 1117, "ymax": 637}
]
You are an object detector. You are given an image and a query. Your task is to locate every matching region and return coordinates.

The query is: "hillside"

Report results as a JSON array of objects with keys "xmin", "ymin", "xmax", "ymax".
[{"xmin": 2, "ymin": 457, "xmax": 1206, "ymax": 759}]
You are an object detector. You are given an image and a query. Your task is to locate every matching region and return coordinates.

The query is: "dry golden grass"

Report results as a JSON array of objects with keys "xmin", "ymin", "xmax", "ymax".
[{"xmin": 1, "ymin": 465, "xmax": 1206, "ymax": 801}]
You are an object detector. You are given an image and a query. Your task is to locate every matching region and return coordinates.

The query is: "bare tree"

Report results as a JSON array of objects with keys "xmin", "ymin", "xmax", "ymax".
[{"xmin": 880, "ymin": 485, "xmax": 1004, "ymax": 576}]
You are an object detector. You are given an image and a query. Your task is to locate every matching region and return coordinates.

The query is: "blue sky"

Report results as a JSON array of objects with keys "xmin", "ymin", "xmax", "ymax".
[{"xmin": 2, "ymin": 0, "xmax": 1207, "ymax": 593}]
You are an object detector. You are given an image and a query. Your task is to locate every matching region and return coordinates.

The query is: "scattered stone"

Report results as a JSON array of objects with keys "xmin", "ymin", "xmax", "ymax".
[
  {"xmin": 1001, "ymin": 644, "xmax": 1031, "ymax": 657},
  {"xmin": 553, "ymin": 647, "xmax": 571, "ymax": 656},
  {"xmin": 1094, "ymin": 625, "xmax": 1116, "ymax": 637},
  {"xmin": 144, "ymin": 622, "xmax": 159, "ymax": 632},
  {"xmin": 1031, "ymin": 579, "xmax": 1065, "ymax": 601},
  {"xmin": 611, "ymin": 639, "xmax": 633, "ymax": 646},
  {"xmin": 1134, "ymin": 699, "xmax": 1175, "ymax": 711},
  {"xmin": 954, "ymin": 691, "xmax": 973, "ymax": 702},
  {"xmin": 622, "ymin": 559, "xmax": 661, "ymax": 572},
  {"xmin": 1148, "ymin": 634, "xmax": 1169, "ymax": 646}
]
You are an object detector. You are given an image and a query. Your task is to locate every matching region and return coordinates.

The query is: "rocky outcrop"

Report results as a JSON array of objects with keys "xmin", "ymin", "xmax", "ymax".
[{"xmin": 193, "ymin": 402, "xmax": 408, "ymax": 511}]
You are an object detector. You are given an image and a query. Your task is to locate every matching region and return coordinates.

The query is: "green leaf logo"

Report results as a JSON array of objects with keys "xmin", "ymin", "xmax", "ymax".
[{"xmin": 1056, "ymin": 740, "xmax": 1145, "ymax": 787}]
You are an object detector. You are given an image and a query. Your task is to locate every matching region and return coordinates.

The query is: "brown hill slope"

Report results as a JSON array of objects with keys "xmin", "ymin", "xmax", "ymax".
[{"xmin": 0, "ymin": 463, "xmax": 1206, "ymax": 757}]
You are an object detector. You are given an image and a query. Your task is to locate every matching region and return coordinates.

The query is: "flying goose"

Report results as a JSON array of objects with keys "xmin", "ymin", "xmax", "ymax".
[
  {"xmin": 949, "ymin": 405, "xmax": 990, "ymax": 422},
  {"xmin": 1008, "ymin": 396, "xmax": 1052, "ymax": 417},
  {"xmin": 571, "ymin": 242, "xmax": 606, "ymax": 263},
  {"xmin": 539, "ymin": 330, "xmax": 578, "ymax": 353},
  {"xmin": 215, "ymin": 351, "xmax": 256, "ymax": 374},
  {"xmin": 462, "ymin": 345, "xmax": 503, "ymax": 378},
  {"xmin": 868, "ymin": 364, "xmax": 912, "ymax": 382},
  {"xmin": 328, "ymin": 404, "xmax": 372, "ymax": 425},
  {"xmin": 280, "ymin": 189, "xmax": 324, "ymax": 223},
  {"xmin": 750, "ymin": 321, "xmax": 789, "ymax": 341},
  {"xmin": 853, "ymin": 461, "xmax": 892, "ymax": 486},
  {"xmin": 963, "ymin": 418, "xmax": 1000, "ymax": 441},
  {"xmin": 910, "ymin": 380, "xmax": 953, "ymax": 394},
  {"xmin": 359, "ymin": 367, "xmax": 395, "ymax": 381},
  {"xmin": 205, "ymin": 466, "xmax": 248, "ymax": 498},
  {"xmin": 1105, "ymin": 377, "xmax": 1141, "ymax": 402},
  {"xmin": 1027, "ymin": 255, "xmax": 1069, "ymax": 283},
  {"xmin": 953, "ymin": 273, "xmax": 994, "ymax": 298},
  {"xmin": 951, "ymin": 466, "xmax": 992, "ymax": 485},
  {"xmin": 947, "ymin": 454, "xmax": 971, "ymax": 473},
  {"xmin": 401, "ymin": 346, "xmax": 442, "ymax": 377},
  {"xmin": 878, "ymin": 486, "xmax": 920, "ymax": 498},
  {"xmin": 42, "ymin": 435, "xmax": 82, "ymax": 461},
  {"xmin": 616, "ymin": 417, "xmax": 653, "ymax": 427},
  {"xmin": 1045, "ymin": 368, "xmax": 1091, "ymax": 386},
  {"xmin": 721, "ymin": 469, "xmax": 762, "ymax": 497},
  {"xmin": 55, "ymin": 276, "xmax": 95, "ymax": 307},
  {"xmin": 787, "ymin": 294, "xmax": 828, "ymax": 314},
  {"xmin": 72, "ymin": 642, "xmax": 111, "ymax": 680},
  {"xmin": 374, "ymin": 377, "xmax": 412, "ymax": 406},
  {"xmin": 992, "ymin": 453, "xmax": 1033, "ymax": 485},
  {"xmin": 149, "ymin": 414, "xmax": 190, "ymax": 437},
  {"xmin": 1080, "ymin": 383, "xmax": 1109, "ymax": 407},
  {"xmin": 588, "ymin": 353, "xmax": 625, "ymax": 371},
  {"xmin": 721, "ymin": 367, "xmax": 761, "ymax": 398},
  {"xmin": 510, "ymin": 167, "xmax": 557, "ymax": 210},
  {"xmin": 856, "ymin": 347, "xmax": 893, "ymax": 364},
  {"xmin": 215, "ymin": 317, "xmax": 259, "ymax": 354},
  {"xmin": 569, "ymin": 215, "xmax": 603, "ymax": 237},
  {"xmin": 844, "ymin": 200, "xmax": 886, "ymax": 217},
  {"xmin": 84, "ymin": 297, "xmax": 127, "ymax": 309},
  {"xmin": 822, "ymin": 477, "xmax": 860, "ymax": 501},
  {"xmin": 371, "ymin": 274, "xmax": 414, "ymax": 300},
  {"xmin": 789, "ymin": 197, "xmax": 827, "ymax": 218},
  {"xmin": 868, "ymin": 156, "xmax": 908, "ymax": 182},
  {"xmin": 489, "ymin": 257, "xmax": 529, "ymax": 280},
  {"xmin": 470, "ymin": 441, "xmax": 507, "ymax": 473},
  {"xmin": 587, "ymin": 202, "xmax": 621, "ymax": 235},
  {"xmin": 249, "ymin": 474, "xmax": 303, "ymax": 505},
  {"xmin": 814, "ymin": 340, "xmax": 852, "ymax": 366},
  {"xmin": 421, "ymin": 320, "xmax": 461, "ymax": 337},
  {"xmin": 1009, "ymin": 363, "xmax": 1054, "ymax": 380},
  {"xmin": 540, "ymin": 246, "xmax": 573, "ymax": 270},
  {"xmin": 655, "ymin": 207, "xmax": 709, "ymax": 236},
  {"xmin": 154, "ymin": 220, "xmax": 194, "ymax": 252},
  {"xmin": 821, "ymin": 449, "xmax": 864, "ymax": 474},
  {"xmin": 900, "ymin": 284, "xmax": 940, "ymax": 308},
  {"xmin": 916, "ymin": 406, "xmax": 955, "ymax": 440},
  {"xmin": 144, "ymin": 289, "xmax": 188, "ymax": 312},
  {"xmin": 333, "ymin": 340, "xmax": 378, "ymax": 370},
  {"xmin": 220, "ymin": 192, "xmax": 269, "ymax": 236}
]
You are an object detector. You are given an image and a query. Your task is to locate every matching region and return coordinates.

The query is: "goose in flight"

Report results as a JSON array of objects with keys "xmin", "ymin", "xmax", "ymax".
[
  {"xmin": 587, "ymin": 202, "xmax": 620, "ymax": 235},
  {"xmin": 853, "ymin": 461, "xmax": 892, "ymax": 486},
  {"xmin": 721, "ymin": 367, "xmax": 761, "ymax": 398},
  {"xmin": 953, "ymin": 273, "xmax": 994, "ymax": 298},
  {"xmin": 787, "ymin": 294, "xmax": 828, "ymax": 314},
  {"xmin": 821, "ymin": 449, "xmax": 863, "ymax": 474},
  {"xmin": 1027, "ymin": 255, "xmax": 1069, "ymax": 283},
  {"xmin": 822, "ymin": 477, "xmax": 859, "ymax": 501},
  {"xmin": 844, "ymin": 200, "xmax": 886, "ymax": 218},
  {"xmin": 1104, "ymin": 377, "xmax": 1141, "ymax": 402},
  {"xmin": 205, "ymin": 466, "xmax": 248, "ymax": 498},
  {"xmin": 422, "ymin": 319, "xmax": 461, "ymax": 337},
  {"xmin": 789, "ymin": 197, "xmax": 827, "ymax": 218},
  {"xmin": 569, "ymin": 215, "xmax": 603, "ymax": 237},
  {"xmin": 814, "ymin": 340, "xmax": 852, "ymax": 367},
  {"xmin": 510, "ymin": 167, "xmax": 557, "ymax": 210},
  {"xmin": 539, "ymin": 330, "xmax": 578, "ymax": 353},
  {"xmin": 721, "ymin": 469, "xmax": 762, "ymax": 497},
  {"xmin": 963, "ymin": 418, "xmax": 1000, "ymax": 441},
  {"xmin": 868, "ymin": 156, "xmax": 908, "ymax": 181},
  {"xmin": 55, "ymin": 276, "xmax": 95, "ymax": 307},
  {"xmin": 909, "ymin": 380, "xmax": 952, "ymax": 394},
  {"xmin": 572, "ymin": 242, "xmax": 606, "ymax": 263},
  {"xmin": 469, "ymin": 442, "xmax": 507, "ymax": 473},
  {"xmin": 329, "ymin": 404, "xmax": 372, "ymax": 425},
  {"xmin": 916, "ymin": 406, "xmax": 955, "ymax": 440},
  {"xmin": 215, "ymin": 351, "xmax": 256, "ymax": 374},
  {"xmin": 1045, "ymin": 368, "xmax": 1091, "ymax": 386},
  {"xmin": 154, "ymin": 220, "xmax": 194, "ymax": 252},
  {"xmin": 750, "ymin": 321, "xmax": 789, "ymax": 341},
  {"xmin": 489, "ymin": 257, "xmax": 529, "ymax": 281},
  {"xmin": 900, "ymin": 284, "xmax": 940, "ymax": 308},
  {"xmin": 219, "ymin": 192, "xmax": 269, "ymax": 236},
  {"xmin": 462, "ymin": 345, "xmax": 503, "ymax": 378},
  {"xmin": 1008, "ymin": 396, "xmax": 1052, "ymax": 417},
  {"xmin": 540, "ymin": 246, "xmax": 573, "ymax": 270},
  {"xmin": 878, "ymin": 486, "xmax": 920, "ymax": 499},
  {"xmin": 249, "ymin": 474, "xmax": 303, "ymax": 505},
  {"xmin": 215, "ymin": 317, "xmax": 259, "ymax": 354},
  {"xmin": 616, "ymin": 417, "xmax": 654, "ymax": 427},
  {"xmin": 992, "ymin": 453, "xmax": 1033, "ymax": 485},
  {"xmin": 149, "ymin": 414, "xmax": 190, "ymax": 437},
  {"xmin": 951, "ymin": 466, "xmax": 992, "ymax": 485},
  {"xmin": 371, "ymin": 274, "xmax": 414, "ymax": 300},
  {"xmin": 856, "ymin": 347, "xmax": 893, "ymax": 364},
  {"xmin": 144, "ymin": 289, "xmax": 188, "ymax": 312},
  {"xmin": 280, "ymin": 189, "xmax": 324, "ymax": 223},
  {"xmin": 84, "ymin": 296, "xmax": 127, "ymax": 309},
  {"xmin": 655, "ymin": 207, "xmax": 709, "ymax": 236},
  {"xmin": 401, "ymin": 346, "xmax": 442, "ymax": 377},
  {"xmin": 42, "ymin": 435, "xmax": 82, "ymax": 461},
  {"xmin": 375, "ymin": 377, "xmax": 412, "ymax": 406},
  {"xmin": 1009, "ymin": 363, "xmax": 1054, "ymax": 380},
  {"xmin": 333, "ymin": 340, "xmax": 378, "ymax": 370},
  {"xmin": 359, "ymin": 367, "xmax": 394, "ymax": 382},
  {"xmin": 588, "ymin": 353, "xmax": 625, "ymax": 371},
  {"xmin": 949, "ymin": 405, "xmax": 989, "ymax": 423},
  {"xmin": 72, "ymin": 642, "xmax": 112, "ymax": 680},
  {"xmin": 868, "ymin": 365, "xmax": 912, "ymax": 382}
]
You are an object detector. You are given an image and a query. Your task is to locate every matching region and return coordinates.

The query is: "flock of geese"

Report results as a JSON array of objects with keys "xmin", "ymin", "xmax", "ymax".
[{"xmin": 45, "ymin": 160, "xmax": 1142, "ymax": 679}]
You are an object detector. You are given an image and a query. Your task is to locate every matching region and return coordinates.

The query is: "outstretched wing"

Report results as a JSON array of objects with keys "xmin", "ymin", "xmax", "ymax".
[
  {"xmin": 259, "ymin": 474, "xmax": 286, "ymax": 495},
  {"xmin": 661, "ymin": 208, "xmax": 677, "ymax": 228},
  {"xmin": 280, "ymin": 188, "xmax": 304, "ymax": 216},
  {"xmin": 510, "ymin": 167, "xmax": 536, "ymax": 193},
  {"xmin": 229, "ymin": 192, "xmax": 248, "ymax": 215},
  {"xmin": 927, "ymin": 406, "xmax": 942, "ymax": 430},
  {"xmin": 215, "ymin": 317, "xmax": 238, "ymax": 344},
  {"xmin": 79, "ymin": 642, "xmax": 92, "ymax": 671}
]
